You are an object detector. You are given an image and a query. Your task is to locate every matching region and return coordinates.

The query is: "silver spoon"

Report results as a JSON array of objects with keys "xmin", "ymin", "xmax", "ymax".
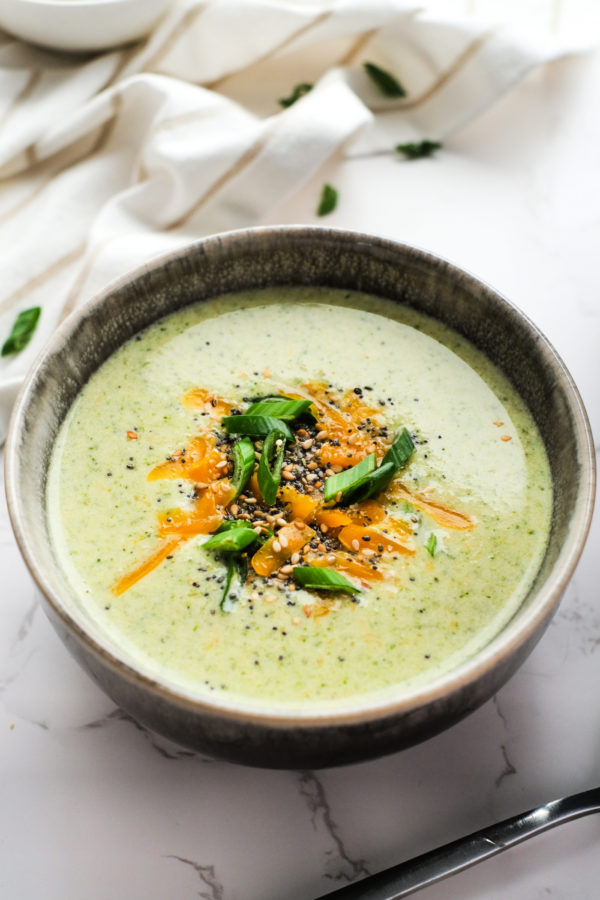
[{"xmin": 314, "ymin": 787, "xmax": 600, "ymax": 899}]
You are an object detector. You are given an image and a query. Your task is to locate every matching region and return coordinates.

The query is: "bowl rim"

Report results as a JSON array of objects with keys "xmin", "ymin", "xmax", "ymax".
[{"xmin": 5, "ymin": 225, "xmax": 596, "ymax": 729}]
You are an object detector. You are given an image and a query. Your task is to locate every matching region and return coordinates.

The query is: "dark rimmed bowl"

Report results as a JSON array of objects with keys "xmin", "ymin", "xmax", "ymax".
[{"xmin": 5, "ymin": 227, "xmax": 595, "ymax": 768}]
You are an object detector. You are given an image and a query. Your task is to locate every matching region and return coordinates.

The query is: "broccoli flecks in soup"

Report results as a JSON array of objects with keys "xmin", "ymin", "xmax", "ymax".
[{"xmin": 47, "ymin": 289, "xmax": 552, "ymax": 706}]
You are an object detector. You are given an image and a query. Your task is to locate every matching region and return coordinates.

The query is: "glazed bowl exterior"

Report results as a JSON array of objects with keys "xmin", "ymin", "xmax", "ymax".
[{"xmin": 5, "ymin": 227, "xmax": 595, "ymax": 768}]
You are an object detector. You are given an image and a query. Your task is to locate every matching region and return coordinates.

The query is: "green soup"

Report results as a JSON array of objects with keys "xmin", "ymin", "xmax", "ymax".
[{"xmin": 47, "ymin": 288, "xmax": 552, "ymax": 707}]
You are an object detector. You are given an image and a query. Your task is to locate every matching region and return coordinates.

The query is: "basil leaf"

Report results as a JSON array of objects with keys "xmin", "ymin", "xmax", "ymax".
[
  {"xmin": 396, "ymin": 140, "xmax": 442, "ymax": 160},
  {"xmin": 426, "ymin": 534, "xmax": 437, "ymax": 557},
  {"xmin": 364, "ymin": 61, "xmax": 407, "ymax": 98},
  {"xmin": 293, "ymin": 566, "xmax": 360, "ymax": 594},
  {"xmin": 257, "ymin": 429, "xmax": 286, "ymax": 506},
  {"xmin": 245, "ymin": 397, "xmax": 313, "ymax": 421},
  {"xmin": 222, "ymin": 415, "xmax": 294, "ymax": 441},
  {"xmin": 204, "ymin": 524, "xmax": 258, "ymax": 552},
  {"xmin": 317, "ymin": 183, "xmax": 338, "ymax": 217},
  {"xmin": 220, "ymin": 554, "xmax": 248, "ymax": 611},
  {"xmin": 278, "ymin": 82, "xmax": 313, "ymax": 108},
  {"xmin": 230, "ymin": 437, "xmax": 255, "ymax": 501},
  {"xmin": 323, "ymin": 453, "xmax": 376, "ymax": 503},
  {"xmin": 1, "ymin": 306, "xmax": 41, "ymax": 357}
]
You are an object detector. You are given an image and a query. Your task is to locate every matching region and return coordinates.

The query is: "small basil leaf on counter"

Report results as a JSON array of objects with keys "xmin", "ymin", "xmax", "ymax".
[
  {"xmin": 230, "ymin": 437, "xmax": 255, "ymax": 501},
  {"xmin": 245, "ymin": 397, "xmax": 313, "ymax": 421},
  {"xmin": 323, "ymin": 453, "xmax": 376, "ymax": 503},
  {"xmin": 396, "ymin": 140, "xmax": 442, "ymax": 160},
  {"xmin": 222, "ymin": 415, "xmax": 294, "ymax": 442},
  {"xmin": 293, "ymin": 566, "xmax": 360, "ymax": 594},
  {"xmin": 1, "ymin": 306, "xmax": 41, "ymax": 357},
  {"xmin": 363, "ymin": 61, "xmax": 407, "ymax": 98},
  {"xmin": 278, "ymin": 82, "xmax": 313, "ymax": 108},
  {"xmin": 257, "ymin": 429, "xmax": 287, "ymax": 506},
  {"xmin": 317, "ymin": 183, "xmax": 338, "ymax": 217}
]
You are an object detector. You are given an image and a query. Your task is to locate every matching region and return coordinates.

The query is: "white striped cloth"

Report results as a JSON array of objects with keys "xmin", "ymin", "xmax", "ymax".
[{"xmin": 0, "ymin": 0, "xmax": 577, "ymax": 442}]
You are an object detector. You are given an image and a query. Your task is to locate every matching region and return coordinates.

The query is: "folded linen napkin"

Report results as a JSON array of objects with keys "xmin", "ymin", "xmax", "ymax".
[{"xmin": 0, "ymin": 0, "xmax": 575, "ymax": 442}]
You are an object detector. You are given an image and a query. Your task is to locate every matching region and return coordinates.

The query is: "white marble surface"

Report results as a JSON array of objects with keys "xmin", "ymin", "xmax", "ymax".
[{"xmin": 2, "ymin": 48, "xmax": 600, "ymax": 900}]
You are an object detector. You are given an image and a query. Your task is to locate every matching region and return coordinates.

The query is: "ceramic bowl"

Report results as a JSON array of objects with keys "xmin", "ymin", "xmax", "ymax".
[
  {"xmin": 5, "ymin": 227, "xmax": 595, "ymax": 768},
  {"xmin": 0, "ymin": 0, "xmax": 173, "ymax": 53}
]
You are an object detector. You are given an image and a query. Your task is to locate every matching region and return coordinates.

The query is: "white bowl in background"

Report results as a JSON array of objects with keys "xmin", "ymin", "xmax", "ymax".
[{"xmin": 0, "ymin": 0, "xmax": 174, "ymax": 52}]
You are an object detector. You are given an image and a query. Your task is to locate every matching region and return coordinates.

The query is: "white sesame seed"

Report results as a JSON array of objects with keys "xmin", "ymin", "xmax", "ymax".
[
  {"xmin": 362, "ymin": 548, "xmax": 375, "ymax": 557},
  {"xmin": 230, "ymin": 504, "xmax": 239, "ymax": 516},
  {"xmin": 216, "ymin": 460, "xmax": 228, "ymax": 469},
  {"xmin": 280, "ymin": 564, "xmax": 293, "ymax": 574},
  {"xmin": 320, "ymin": 523, "xmax": 329, "ymax": 533},
  {"xmin": 316, "ymin": 430, "xmax": 327, "ymax": 441},
  {"xmin": 282, "ymin": 471, "xmax": 295, "ymax": 481},
  {"xmin": 351, "ymin": 539, "xmax": 360, "ymax": 552},
  {"xmin": 279, "ymin": 534, "xmax": 289, "ymax": 549},
  {"xmin": 336, "ymin": 491, "xmax": 342, "ymax": 503},
  {"xmin": 272, "ymin": 540, "xmax": 282, "ymax": 553},
  {"xmin": 302, "ymin": 438, "xmax": 314, "ymax": 449},
  {"xmin": 276, "ymin": 517, "xmax": 288, "ymax": 527},
  {"xmin": 291, "ymin": 552, "xmax": 300, "ymax": 564}
]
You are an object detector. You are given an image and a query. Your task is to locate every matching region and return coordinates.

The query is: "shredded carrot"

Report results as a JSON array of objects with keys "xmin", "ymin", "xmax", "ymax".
[
  {"xmin": 309, "ymin": 552, "xmax": 385, "ymax": 582},
  {"xmin": 148, "ymin": 434, "xmax": 223, "ymax": 482},
  {"xmin": 389, "ymin": 483, "xmax": 474, "ymax": 530},
  {"xmin": 338, "ymin": 524, "xmax": 415, "ymax": 555},
  {"xmin": 279, "ymin": 485, "xmax": 319, "ymax": 522},
  {"xmin": 301, "ymin": 382, "xmax": 383, "ymax": 467},
  {"xmin": 251, "ymin": 523, "xmax": 315, "ymax": 577},
  {"xmin": 126, "ymin": 430, "xmax": 138, "ymax": 440},
  {"xmin": 346, "ymin": 499, "xmax": 386, "ymax": 526},
  {"xmin": 315, "ymin": 509, "xmax": 352, "ymax": 529},
  {"xmin": 182, "ymin": 387, "xmax": 234, "ymax": 417},
  {"xmin": 113, "ymin": 536, "xmax": 182, "ymax": 596}
]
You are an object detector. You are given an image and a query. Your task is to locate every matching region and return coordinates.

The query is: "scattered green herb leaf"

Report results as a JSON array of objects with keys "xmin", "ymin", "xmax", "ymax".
[
  {"xmin": 204, "ymin": 523, "xmax": 258, "ymax": 553},
  {"xmin": 258, "ymin": 429, "xmax": 287, "ymax": 506},
  {"xmin": 364, "ymin": 61, "xmax": 407, "ymax": 98},
  {"xmin": 395, "ymin": 140, "xmax": 442, "ymax": 160},
  {"xmin": 317, "ymin": 183, "xmax": 338, "ymax": 217},
  {"xmin": 230, "ymin": 437, "xmax": 255, "ymax": 502},
  {"xmin": 222, "ymin": 415, "xmax": 294, "ymax": 442},
  {"xmin": 245, "ymin": 396, "xmax": 313, "ymax": 421},
  {"xmin": 381, "ymin": 428, "xmax": 415, "ymax": 473},
  {"xmin": 220, "ymin": 554, "xmax": 248, "ymax": 611},
  {"xmin": 323, "ymin": 453, "xmax": 377, "ymax": 503},
  {"xmin": 278, "ymin": 82, "xmax": 313, "ymax": 108},
  {"xmin": 426, "ymin": 533, "xmax": 437, "ymax": 557},
  {"xmin": 1, "ymin": 306, "xmax": 41, "ymax": 357},
  {"xmin": 293, "ymin": 566, "xmax": 360, "ymax": 594}
]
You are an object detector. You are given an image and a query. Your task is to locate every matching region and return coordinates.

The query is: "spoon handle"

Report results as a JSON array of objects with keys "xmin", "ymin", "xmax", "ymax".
[{"xmin": 314, "ymin": 787, "xmax": 600, "ymax": 900}]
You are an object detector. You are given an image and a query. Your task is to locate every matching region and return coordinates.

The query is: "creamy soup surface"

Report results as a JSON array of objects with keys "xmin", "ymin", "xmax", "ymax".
[{"xmin": 47, "ymin": 288, "xmax": 552, "ymax": 708}]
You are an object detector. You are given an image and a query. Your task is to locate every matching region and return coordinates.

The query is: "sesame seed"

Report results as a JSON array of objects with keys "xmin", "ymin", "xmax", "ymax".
[
  {"xmin": 216, "ymin": 460, "xmax": 228, "ymax": 469},
  {"xmin": 291, "ymin": 552, "xmax": 300, "ymax": 564},
  {"xmin": 362, "ymin": 548, "xmax": 375, "ymax": 557},
  {"xmin": 318, "ymin": 542, "xmax": 327, "ymax": 553},
  {"xmin": 280, "ymin": 564, "xmax": 293, "ymax": 574},
  {"xmin": 295, "ymin": 521, "xmax": 306, "ymax": 530},
  {"xmin": 336, "ymin": 491, "xmax": 342, "ymax": 503},
  {"xmin": 316, "ymin": 430, "xmax": 327, "ymax": 441},
  {"xmin": 282, "ymin": 471, "xmax": 295, "ymax": 481},
  {"xmin": 307, "ymin": 461, "xmax": 319, "ymax": 470},
  {"xmin": 321, "ymin": 523, "xmax": 329, "ymax": 533},
  {"xmin": 272, "ymin": 540, "xmax": 282, "ymax": 553},
  {"xmin": 230, "ymin": 504, "xmax": 239, "ymax": 516},
  {"xmin": 302, "ymin": 439, "xmax": 314, "ymax": 449},
  {"xmin": 292, "ymin": 616, "xmax": 301, "ymax": 625},
  {"xmin": 351, "ymin": 539, "xmax": 360, "ymax": 551},
  {"xmin": 279, "ymin": 534, "xmax": 289, "ymax": 549}
]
